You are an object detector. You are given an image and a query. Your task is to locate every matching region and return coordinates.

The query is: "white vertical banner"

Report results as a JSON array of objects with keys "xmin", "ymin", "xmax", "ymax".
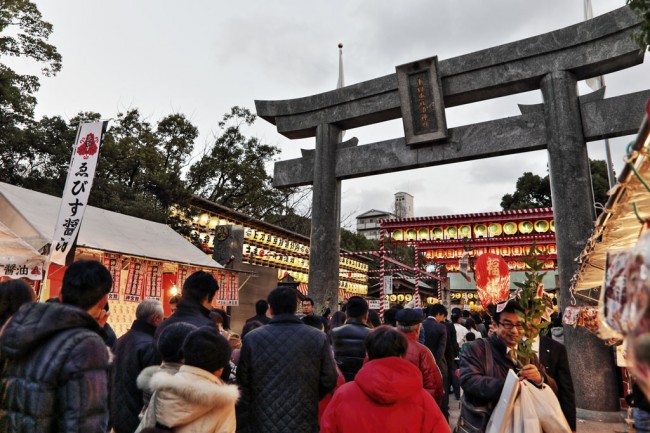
[
  {"xmin": 49, "ymin": 121, "xmax": 107, "ymax": 265},
  {"xmin": 383, "ymin": 275, "xmax": 393, "ymax": 294}
]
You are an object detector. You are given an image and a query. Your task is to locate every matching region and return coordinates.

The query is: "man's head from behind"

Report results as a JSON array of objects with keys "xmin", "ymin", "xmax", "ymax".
[
  {"xmin": 60, "ymin": 260, "xmax": 112, "ymax": 311},
  {"xmin": 428, "ymin": 303, "xmax": 448, "ymax": 322},
  {"xmin": 346, "ymin": 296, "xmax": 369, "ymax": 321},
  {"xmin": 365, "ymin": 325, "xmax": 408, "ymax": 360},
  {"xmin": 182, "ymin": 271, "xmax": 218, "ymax": 308},
  {"xmin": 268, "ymin": 286, "xmax": 298, "ymax": 316},
  {"xmin": 136, "ymin": 299, "xmax": 164, "ymax": 327},
  {"xmin": 255, "ymin": 299, "xmax": 269, "ymax": 316}
]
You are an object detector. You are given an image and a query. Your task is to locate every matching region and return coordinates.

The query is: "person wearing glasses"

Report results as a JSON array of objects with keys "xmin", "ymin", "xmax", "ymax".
[{"xmin": 458, "ymin": 300, "xmax": 557, "ymax": 427}]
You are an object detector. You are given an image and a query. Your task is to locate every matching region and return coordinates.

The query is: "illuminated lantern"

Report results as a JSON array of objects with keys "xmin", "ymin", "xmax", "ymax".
[
  {"xmin": 474, "ymin": 224, "xmax": 488, "ymax": 238},
  {"xmin": 534, "ymin": 220, "xmax": 549, "ymax": 233},
  {"xmin": 474, "ymin": 253, "xmax": 510, "ymax": 308},
  {"xmin": 397, "ymin": 294, "xmax": 405, "ymax": 302},
  {"xmin": 436, "ymin": 250, "xmax": 445, "ymax": 259},
  {"xmin": 198, "ymin": 213, "xmax": 209, "ymax": 226},
  {"xmin": 392, "ymin": 230, "xmax": 404, "ymax": 241},
  {"xmin": 512, "ymin": 246, "xmax": 522, "ymax": 256},
  {"xmin": 406, "ymin": 229, "xmax": 417, "ymax": 241},
  {"xmin": 548, "ymin": 244, "xmax": 557, "ymax": 254},
  {"xmin": 488, "ymin": 223, "xmax": 502, "ymax": 236},
  {"xmin": 519, "ymin": 221, "xmax": 534, "ymax": 234},
  {"xmin": 208, "ymin": 217, "xmax": 219, "ymax": 229},
  {"xmin": 418, "ymin": 228, "xmax": 430, "ymax": 240},
  {"xmin": 459, "ymin": 225, "xmax": 472, "ymax": 238},
  {"xmin": 405, "ymin": 294, "xmax": 413, "ymax": 301},
  {"xmin": 550, "ymin": 220, "xmax": 555, "ymax": 232},
  {"xmin": 432, "ymin": 227, "xmax": 444, "ymax": 239},
  {"xmin": 445, "ymin": 226, "xmax": 458, "ymax": 239},
  {"xmin": 488, "ymin": 247, "xmax": 498, "ymax": 255},
  {"xmin": 503, "ymin": 222, "xmax": 517, "ymax": 235},
  {"xmin": 500, "ymin": 246, "xmax": 511, "ymax": 256},
  {"xmin": 446, "ymin": 249, "xmax": 455, "ymax": 258}
]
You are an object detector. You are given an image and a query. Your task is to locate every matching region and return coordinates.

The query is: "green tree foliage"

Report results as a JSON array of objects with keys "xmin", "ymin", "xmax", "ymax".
[
  {"xmin": 92, "ymin": 109, "xmax": 198, "ymax": 222},
  {"xmin": 187, "ymin": 106, "xmax": 301, "ymax": 220},
  {"xmin": 628, "ymin": 0, "xmax": 650, "ymax": 51},
  {"xmin": 501, "ymin": 160, "xmax": 612, "ymax": 211},
  {"xmin": 0, "ymin": 0, "xmax": 62, "ymax": 182}
]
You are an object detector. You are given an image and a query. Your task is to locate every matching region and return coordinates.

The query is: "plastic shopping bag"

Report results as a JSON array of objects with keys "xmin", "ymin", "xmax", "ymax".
[
  {"xmin": 518, "ymin": 380, "xmax": 541, "ymax": 433},
  {"xmin": 520, "ymin": 381, "xmax": 571, "ymax": 433},
  {"xmin": 486, "ymin": 370, "xmax": 519, "ymax": 433}
]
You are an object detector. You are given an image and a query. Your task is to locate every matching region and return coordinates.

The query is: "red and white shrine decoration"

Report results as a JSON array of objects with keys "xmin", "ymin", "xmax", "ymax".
[
  {"xmin": 474, "ymin": 253, "xmax": 511, "ymax": 308},
  {"xmin": 49, "ymin": 121, "xmax": 108, "ymax": 265}
]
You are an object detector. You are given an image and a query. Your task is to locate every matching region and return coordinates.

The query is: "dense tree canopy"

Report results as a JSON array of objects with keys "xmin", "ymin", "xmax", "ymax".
[
  {"xmin": 628, "ymin": 0, "xmax": 650, "ymax": 51},
  {"xmin": 501, "ymin": 159, "xmax": 612, "ymax": 211}
]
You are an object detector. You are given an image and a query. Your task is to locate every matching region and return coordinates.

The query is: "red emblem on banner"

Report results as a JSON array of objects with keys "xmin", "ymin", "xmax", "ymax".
[
  {"xmin": 76, "ymin": 133, "xmax": 99, "ymax": 159},
  {"xmin": 474, "ymin": 253, "xmax": 511, "ymax": 308}
]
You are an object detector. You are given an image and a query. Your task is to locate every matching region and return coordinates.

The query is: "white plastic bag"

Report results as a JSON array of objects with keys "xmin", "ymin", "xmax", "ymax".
[
  {"xmin": 518, "ymin": 380, "xmax": 542, "ymax": 433},
  {"xmin": 520, "ymin": 381, "xmax": 571, "ymax": 433},
  {"xmin": 486, "ymin": 370, "xmax": 519, "ymax": 433}
]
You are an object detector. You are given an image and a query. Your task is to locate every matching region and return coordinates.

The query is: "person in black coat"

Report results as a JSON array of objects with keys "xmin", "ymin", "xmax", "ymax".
[
  {"xmin": 245, "ymin": 299, "xmax": 271, "ymax": 325},
  {"xmin": 460, "ymin": 301, "xmax": 557, "ymax": 415},
  {"xmin": 330, "ymin": 296, "xmax": 372, "ymax": 382},
  {"xmin": 538, "ymin": 334, "xmax": 577, "ymax": 431},
  {"xmin": 111, "ymin": 299, "xmax": 164, "ymax": 433},
  {"xmin": 155, "ymin": 270, "xmax": 219, "ymax": 340},
  {"xmin": 236, "ymin": 286, "xmax": 338, "ymax": 433},
  {"xmin": 0, "ymin": 260, "xmax": 112, "ymax": 432}
]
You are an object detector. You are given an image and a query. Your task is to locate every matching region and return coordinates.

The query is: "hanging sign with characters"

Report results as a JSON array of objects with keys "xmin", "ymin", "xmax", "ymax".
[
  {"xmin": 474, "ymin": 253, "xmax": 511, "ymax": 308},
  {"xmin": 50, "ymin": 121, "xmax": 109, "ymax": 265}
]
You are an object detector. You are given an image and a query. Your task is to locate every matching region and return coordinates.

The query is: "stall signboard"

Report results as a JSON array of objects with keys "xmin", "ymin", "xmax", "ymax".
[
  {"xmin": 50, "ymin": 121, "xmax": 108, "ymax": 265},
  {"xmin": 1, "ymin": 261, "xmax": 43, "ymax": 280},
  {"xmin": 125, "ymin": 260, "xmax": 145, "ymax": 302},
  {"xmin": 102, "ymin": 253, "xmax": 122, "ymax": 300},
  {"xmin": 143, "ymin": 260, "xmax": 163, "ymax": 301},
  {"xmin": 213, "ymin": 270, "xmax": 239, "ymax": 306}
]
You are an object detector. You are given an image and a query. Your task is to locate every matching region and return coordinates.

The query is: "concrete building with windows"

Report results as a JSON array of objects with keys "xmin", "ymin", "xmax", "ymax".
[{"xmin": 394, "ymin": 192, "xmax": 414, "ymax": 218}]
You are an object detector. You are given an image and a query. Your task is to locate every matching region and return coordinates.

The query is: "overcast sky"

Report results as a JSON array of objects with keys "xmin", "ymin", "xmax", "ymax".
[{"xmin": 20, "ymin": 0, "xmax": 650, "ymax": 230}]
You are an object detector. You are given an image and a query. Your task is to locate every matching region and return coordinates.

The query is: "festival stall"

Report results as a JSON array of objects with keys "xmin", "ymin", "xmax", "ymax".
[
  {"xmin": 188, "ymin": 196, "xmax": 369, "ymax": 331},
  {"xmin": 0, "ymin": 182, "xmax": 232, "ymax": 336},
  {"xmin": 570, "ymin": 100, "xmax": 650, "ymax": 396},
  {"xmin": 381, "ymin": 208, "xmax": 559, "ymax": 310},
  {"xmin": 0, "ymin": 220, "xmax": 45, "ymax": 283}
]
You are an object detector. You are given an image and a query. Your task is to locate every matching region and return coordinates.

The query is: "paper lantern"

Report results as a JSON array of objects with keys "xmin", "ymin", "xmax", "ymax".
[
  {"xmin": 519, "ymin": 221, "xmax": 534, "ymax": 234},
  {"xmin": 459, "ymin": 225, "xmax": 472, "ymax": 238},
  {"xmin": 503, "ymin": 222, "xmax": 517, "ymax": 235},
  {"xmin": 474, "ymin": 224, "xmax": 488, "ymax": 238},
  {"xmin": 392, "ymin": 230, "xmax": 403, "ymax": 241},
  {"xmin": 474, "ymin": 253, "xmax": 511, "ymax": 308},
  {"xmin": 418, "ymin": 228, "xmax": 430, "ymax": 240},
  {"xmin": 432, "ymin": 227, "xmax": 444, "ymax": 239},
  {"xmin": 445, "ymin": 226, "xmax": 458, "ymax": 239}
]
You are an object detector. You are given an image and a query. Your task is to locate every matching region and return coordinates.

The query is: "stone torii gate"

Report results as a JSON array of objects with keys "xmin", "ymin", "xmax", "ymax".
[{"xmin": 256, "ymin": 7, "xmax": 648, "ymax": 416}]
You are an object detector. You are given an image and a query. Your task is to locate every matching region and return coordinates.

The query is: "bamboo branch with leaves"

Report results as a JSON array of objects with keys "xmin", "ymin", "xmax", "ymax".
[{"xmin": 513, "ymin": 242, "xmax": 549, "ymax": 366}]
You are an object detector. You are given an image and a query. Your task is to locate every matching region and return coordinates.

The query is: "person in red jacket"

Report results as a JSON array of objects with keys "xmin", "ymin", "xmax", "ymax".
[
  {"xmin": 321, "ymin": 326, "xmax": 449, "ymax": 433},
  {"xmin": 396, "ymin": 308, "xmax": 445, "ymax": 405}
]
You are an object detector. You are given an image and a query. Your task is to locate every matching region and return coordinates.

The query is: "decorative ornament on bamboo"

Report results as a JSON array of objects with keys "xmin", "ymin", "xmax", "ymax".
[{"xmin": 474, "ymin": 253, "xmax": 510, "ymax": 308}]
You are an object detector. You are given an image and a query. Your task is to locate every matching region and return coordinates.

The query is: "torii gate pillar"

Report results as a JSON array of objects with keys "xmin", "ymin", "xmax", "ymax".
[
  {"xmin": 309, "ymin": 124, "xmax": 342, "ymax": 311},
  {"xmin": 542, "ymin": 70, "xmax": 620, "ymax": 416}
]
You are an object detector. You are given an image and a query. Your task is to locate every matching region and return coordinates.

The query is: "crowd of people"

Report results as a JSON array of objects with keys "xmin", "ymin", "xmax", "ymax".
[{"xmin": 0, "ymin": 260, "xmax": 587, "ymax": 432}]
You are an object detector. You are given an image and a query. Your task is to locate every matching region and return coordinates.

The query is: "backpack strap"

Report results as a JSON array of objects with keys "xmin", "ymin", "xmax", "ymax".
[{"xmin": 483, "ymin": 338, "xmax": 494, "ymax": 377}]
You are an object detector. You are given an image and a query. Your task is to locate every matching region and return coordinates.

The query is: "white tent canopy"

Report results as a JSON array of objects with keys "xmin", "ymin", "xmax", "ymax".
[
  {"xmin": 0, "ymin": 220, "xmax": 45, "ymax": 280},
  {"xmin": 0, "ymin": 182, "xmax": 223, "ymax": 270}
]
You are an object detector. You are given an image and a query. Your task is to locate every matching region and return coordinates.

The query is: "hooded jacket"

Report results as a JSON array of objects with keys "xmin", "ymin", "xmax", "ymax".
[
  {"xmin": 0, "ymin": 302, "xmax": 110, "ymax": 433},
  {"xmin": 320, "ymin": 357, "xmax": 449, "ymax": 433},
  {"xmin": 143, "ymin": 365, "xmax": 239, "ymax": 433}
]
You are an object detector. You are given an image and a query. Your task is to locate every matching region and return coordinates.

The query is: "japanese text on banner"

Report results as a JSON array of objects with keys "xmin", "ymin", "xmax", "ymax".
[
  {"xmin": 125, "ymin": 260, "xmax": 144, "ymax": 302},
  {"xmin": 50, "ymin": 121, "xmax": 108, "ymax": 265},
  {"xmin": 102, "ymin": 253, "xmax": 122, "ymax": 300}
]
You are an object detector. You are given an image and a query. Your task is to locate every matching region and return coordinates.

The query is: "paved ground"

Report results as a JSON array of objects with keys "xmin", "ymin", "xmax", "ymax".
[{"xmin": 447, "ymin": 397, "xmax": 634, "ymax": 432}]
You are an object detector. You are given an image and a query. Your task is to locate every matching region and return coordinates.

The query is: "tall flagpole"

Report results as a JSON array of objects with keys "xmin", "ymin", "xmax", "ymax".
[
  {"xmin": 337, "ymin": 43, "xmax": 346, "ymax": 141},
  {"xmin": 584, "ymin": 0, "xmax": 616, "ymax": 190}
]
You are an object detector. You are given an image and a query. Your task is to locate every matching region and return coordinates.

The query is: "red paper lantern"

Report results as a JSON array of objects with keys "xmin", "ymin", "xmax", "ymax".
[{"xmin": 474, "ymin": 253, "xmax": 511, "ymax": 308}]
